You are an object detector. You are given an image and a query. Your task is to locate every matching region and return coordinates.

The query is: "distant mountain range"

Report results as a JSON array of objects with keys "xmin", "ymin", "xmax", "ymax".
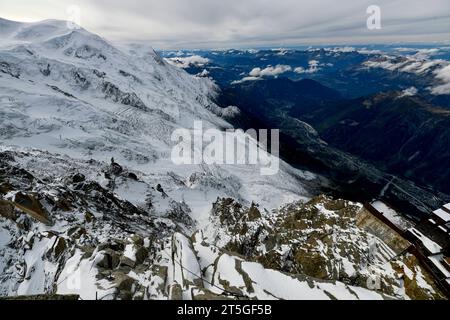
[{"xmin": 163, "ymin": 48, "xmax": 450, "ymax": 216}]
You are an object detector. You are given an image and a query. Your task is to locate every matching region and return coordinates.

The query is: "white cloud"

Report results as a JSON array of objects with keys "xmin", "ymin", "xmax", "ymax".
[
  {"xmin": 165, "ymin": 55, "xmax": 210, "ymax": 68},
  {"xmin": 328, "ymin": 47, "xmax": 356, "ymax": 53},
  {"xmin": 431, "ymin": 65, "xmax": 450, "ymax": 95},
  {"xmin": 364, "ymin": 54, "xmax": 450, "ymax": 95},
  {"xmin": 232, "ymin": 64, "xmax": 292, "ymax": 84},
  {"xmin": 231, "ymin": 76, "xmax": 262, "ymax": 84},
  {"xmin": 400, "ymin": 87, "xmax": 418, "ymax": 97},
  {"xmin": 249, "ymin": 65, "xmax": 292, "ymax": 77},
  {"xmin": 294, "ymin": 60, "xmax": 321, "ymax": 74},
  {"xmin": 364, "ymin": 55, "xmax": 446, "ymax": 74}
]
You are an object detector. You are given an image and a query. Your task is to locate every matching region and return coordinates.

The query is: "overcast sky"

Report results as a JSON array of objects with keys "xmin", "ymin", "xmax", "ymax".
[{"xmin": 1, "ymin": 0, "xmax": 449, "ymax": 49}]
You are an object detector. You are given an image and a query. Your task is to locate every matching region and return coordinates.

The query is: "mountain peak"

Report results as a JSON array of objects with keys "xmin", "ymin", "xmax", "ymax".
[{"xmin": 0, "ymin": 17, "xmax": 91, "ymax": 45}]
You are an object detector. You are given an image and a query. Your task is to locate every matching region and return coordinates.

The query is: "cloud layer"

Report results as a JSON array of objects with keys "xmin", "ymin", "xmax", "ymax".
[
  {"xmin": 249, "ymin": 65, "xmax": 292, "ymax": 77},
  {"xmin": 165, "ymin": 55, "xmax": 210, "ymax": 68},
  {"xmin": 1, "ymin": 0, "xmax": 450, "ymax": 48},
  {"xmin": 363, "ymin": 50, "xmax": 450, "ymax": 95}
]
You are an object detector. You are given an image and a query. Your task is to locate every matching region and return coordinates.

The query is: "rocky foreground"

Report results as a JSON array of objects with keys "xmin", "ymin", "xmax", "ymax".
[{"xmin": 0, "ymin": 149, "xmax": 444, "ymax": 300}]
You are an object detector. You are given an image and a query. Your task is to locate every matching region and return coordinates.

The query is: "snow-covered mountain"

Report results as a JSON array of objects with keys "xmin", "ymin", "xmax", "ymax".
[
  {"xmin": 0, "ymin": 18, "xmax": 444, "ymax": 300},
  {"xmin": 0, "ymin": 18, "xmax": 313, "ymax": 212}
]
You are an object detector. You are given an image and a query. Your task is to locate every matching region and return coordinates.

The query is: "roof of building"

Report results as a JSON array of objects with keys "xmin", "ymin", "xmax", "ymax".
[
  {"xmin": 408, "ymin": 228, "xmax": 443, "ymax": 254},
  {"xmin": 432, "ymin": 208, "xmax": 450, "ymax": 223},
  {"xmin": 428, "ymin": 254, "xmax": 450, "ymax": 278}
]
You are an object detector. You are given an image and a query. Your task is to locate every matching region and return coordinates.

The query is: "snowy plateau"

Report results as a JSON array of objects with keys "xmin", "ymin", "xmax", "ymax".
[{"xmin": 0, "ymin": 18, "xmax": 445, "ymax": 300}]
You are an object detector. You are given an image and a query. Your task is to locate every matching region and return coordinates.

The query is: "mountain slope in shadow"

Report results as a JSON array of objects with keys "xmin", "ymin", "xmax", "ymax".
[{"xmin": 218, "ymin": 78, "xmax": 450, "ymax": 218}]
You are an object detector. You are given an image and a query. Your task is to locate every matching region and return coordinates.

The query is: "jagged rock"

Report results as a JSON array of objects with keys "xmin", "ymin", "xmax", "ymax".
[
  {"xmin": 79, "ymin": 181, "xmax": 144, "ymax": 216},
  {"xmin": 152, "ymin": 265, "xmax": 168, "ymax": 290},
  {"xmin": 130, "ymin": 234, "xmax": 144, "ymax": 246},
  {"xmin": 0, "ymin": 151, "xmax": 15, "ymax": 162},
  {"xmin": 110, "ymin": 162, "xmax": 123, "ymax": 175},
  {"xmin": 113, "ymin": 273, "xmax": 136, "ymax": 300},
  {"xmin": 120, "ymin": 255, "xmax": 136, "ymax": 268},
  {"xmin": 135, "ymin": 246, "xmax": 149, "ymax": 265},
  {"xmin": 210, "ymin": 195, "xmax": 445, "ymax": 299},
  {"xmin": 97, "ymin": 249, "xmax": 120, "ymax": 270},
  {"xmin": 101, "ymin": 81, "xmax": 148, "ymax": 111},
  {"xmin": 13, "ymin": 192, "xmax": 52, "ymax": 225},
  {"xmin": 0, "ymin": 61, "xmax": 20, "ymax": 78},
  {"xmin": 40, "ymin": 63, "xmax": 51, "ymax": 76},
  {"xmin": 71, "ymin": 173, "xmax": 85, "ymax": 183},
  {"xmin": 98, "ymin": 241, "xmax": 126, "ymax": 253},
  {"xmin": 169, "ymin": 283, "xmax": 183, "ymax": 300},
  {"xmin": 0, "ymin": 182, "xmax": 14, "ymax": 194},
  {"xmin": 156, "ymin": 184, "xmax": 168, "ymax": 198},
  {"xmin": 93, "ymin": 69, "xmax": 105, "ymax": 78},
  {"xmin": 0, "ymin": 199, "xmax": 16, "ymax": 220},
  {"xmin": 84, "ymin": 211, "xmax": 95, "ymax": 223},
  {"xmin": 165, "ymin": 201, "xmax": 194, "ymax": 226},
  {"xmin": 127, "ymin": 172, "xmax": 138, "ymax": 181},
  {"xmin": 55, "ymin": 198, "xmax": 72, "ymax": 212},
  {"xmin": 80, "ymin": 245, "xmax": 96, "ymax": 259},
  {"xmin": 248, "ymin": 204, "xmax": 261, "ymax": 221},
  {"xmin": 72, "ymin": 70, "xmax": 90, "ymax": 90},
  {"xmin": 67, "ymin": 226, "xmax": 86, "ymax": 239},
  {"xmin": 52, "ymin": 237, "xmax": 67, "ymax": 259}
]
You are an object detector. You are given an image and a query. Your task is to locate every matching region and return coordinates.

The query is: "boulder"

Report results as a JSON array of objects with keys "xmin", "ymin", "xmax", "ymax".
[
  {"xmin": 127, "ymin": 172, "xmax": 138, "ymax": 181},
  {"xmin": 0, "ymin": 199, "xmax": 16, "ymax": 220},
  {"xmin": 112, "ymin": 273, "xmax": 137, "ymax": 300},
  {"xmin": 13, "ymin": 192, "xmax": 52, "ymax": 225},
  {"xmin": 53, "ymin": 237, "xmax": 67, "ymax": 258},
  {"xmin": 119, "ymin": 255, "xmax": 135, "ymax": 268},
  {"xmin": 84, "ymin": 211, "xmax": 95, "ymax": 223},
  {"xmin": 130, "ymin": 234, "xmax": 144, "ymax": 246},
  {"xmin": 97, "ymin": 240, "xmax": 125, "ymax": 252},
  {"xmin": 248, "ymin": 204, "xmax": 261, "ymax": 221},
  {"xmin": 115, "ymin": 274, "xmax": 135, "ymax": 291},
  {"xmin": 169, "ymin": 283, "xmax": 183, "ymax": 300},
  {"xmin": 110, "ymin": 163, "xmax": 123, "ymax": 175},
  {"xmin": 152, "ymin": 265, "xmax": 168, "ymax": 285},
  {"xmin": 0, "ymin": 182, "xmax": 14, "ymax": 194},
  {"xmin": 135, "ymin": 246, "xmax": 148, "ymax": 265},
  {"xmin": 68, "ymin": 226, "xmax": 86, "ymax": 239},
  {"xmin": 55, "ymin": 198, "xmax": 72, "ymax": 212},
  {"xmin": 72, "ymin": 173, "xmax": 86, "ymax": 183},
  {"xmin": 97, "ymin": 249, "xmax": 120, "ymax": 269}
]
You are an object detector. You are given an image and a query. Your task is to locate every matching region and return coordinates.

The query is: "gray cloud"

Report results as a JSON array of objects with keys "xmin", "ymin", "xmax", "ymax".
[{"xmin": 1, "ymin": 0, "xmax": 449, "ymax": 48}]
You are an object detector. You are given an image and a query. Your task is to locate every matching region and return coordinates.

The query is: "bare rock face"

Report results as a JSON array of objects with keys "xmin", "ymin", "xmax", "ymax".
[
  {"xmin": 208, "ymin": 195, "xmax": 445, "ymax": 299},
  {"xmin": 96, "ymin": 249, "xmax": 120, "ymax": 269},
  {"xmin": 13, "ymin": 193, "xmax": 52, "ymax": 225},
  {"xmin": 0, "ymin": 199, "xmax": 15, "ymax": 220},
  {"xmin": 0, "ymin": 149, "xmax": 444, "ymax": 300},
  {"xmin": 169, "ymin": 284, "xmax": 183, "ymax": 300}
]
